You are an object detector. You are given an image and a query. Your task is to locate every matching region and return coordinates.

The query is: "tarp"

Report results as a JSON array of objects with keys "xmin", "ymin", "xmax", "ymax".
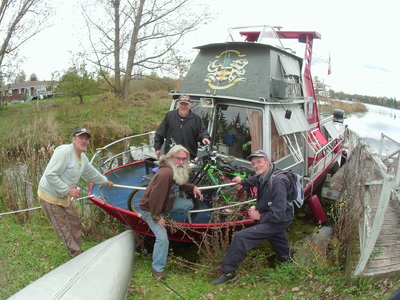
[
  {"xmin": 270, "ymin": 105, "xmax": 309, "ymax": 135},
  {"xmin": 279, "ymin": 54, "xmax": 301, "ymax": 77},
  {"xmin": 323, "ymin": 122, "xmax": 342, "ymax": 139}
]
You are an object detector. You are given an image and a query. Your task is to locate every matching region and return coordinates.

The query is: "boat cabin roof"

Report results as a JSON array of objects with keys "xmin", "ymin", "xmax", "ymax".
[{"xmin": 180, "ymin": 41, "xmax": 304, "ymax": 103}]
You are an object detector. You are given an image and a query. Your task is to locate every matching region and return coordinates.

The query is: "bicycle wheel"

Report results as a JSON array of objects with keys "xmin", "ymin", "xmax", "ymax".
[{"xmin": 127, "ymin": 183, "xmax": 148, "ymax": 213}]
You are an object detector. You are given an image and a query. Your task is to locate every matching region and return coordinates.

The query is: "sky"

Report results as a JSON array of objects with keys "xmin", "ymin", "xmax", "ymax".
[{"xmin": 19, "ymin": 0, "xmax": 399, "ymax": 99}]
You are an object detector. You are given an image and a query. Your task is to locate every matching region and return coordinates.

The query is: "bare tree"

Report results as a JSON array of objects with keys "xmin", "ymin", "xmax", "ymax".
[
  {"xmin": 0, "ymin": 0, "xmax": 51, "ymax": 79},
  {"xmin": 82, "ymin": 0, "xmax": 209, "ymax": 100}
]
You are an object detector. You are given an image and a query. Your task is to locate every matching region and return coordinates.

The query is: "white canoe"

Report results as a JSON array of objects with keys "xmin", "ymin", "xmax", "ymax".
[{"xmin": 9, "ymin": 230, "xmax": 135, "ymax": 300}]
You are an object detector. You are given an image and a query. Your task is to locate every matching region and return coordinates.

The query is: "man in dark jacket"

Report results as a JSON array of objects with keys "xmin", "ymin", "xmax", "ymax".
[
  {"xmin": 211, "ymin": 150, "xmax": 294, "ymax": 285},
  {"xmin": 139, "ymin": 145, "xmax": 203, "ymax": 280},
  {"xmin": 154, "ymin": 94, "xmax": 210, "ymax": 159}
]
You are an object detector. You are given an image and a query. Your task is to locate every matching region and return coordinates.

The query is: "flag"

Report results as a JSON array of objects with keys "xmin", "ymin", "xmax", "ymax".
[{"xmin": 328, "ymin": 54, "xmax": 332, "ymax": 75}]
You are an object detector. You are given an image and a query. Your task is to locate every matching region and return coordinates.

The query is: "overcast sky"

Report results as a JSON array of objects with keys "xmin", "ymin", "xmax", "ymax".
[{"xmin": 20, "ymin": 0, "xmax": 399, "ymax": 99}]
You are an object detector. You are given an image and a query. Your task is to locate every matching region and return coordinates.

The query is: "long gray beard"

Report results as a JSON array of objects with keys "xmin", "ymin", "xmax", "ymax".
[{"xmin": 171, "ymin": 164, "xmax": 189, "ymax": 185}]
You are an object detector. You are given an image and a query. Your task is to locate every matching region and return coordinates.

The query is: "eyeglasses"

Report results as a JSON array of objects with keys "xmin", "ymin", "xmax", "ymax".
[
  {"xmin": 173, "ymin": 156, "xmax": 187, "ymax": 162},
  {"xmin": 178, "ymin": 102, "xmax": 189, "ymax": 106}
]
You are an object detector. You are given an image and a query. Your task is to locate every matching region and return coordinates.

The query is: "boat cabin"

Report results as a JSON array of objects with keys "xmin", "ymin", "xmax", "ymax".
[{"xmin": 168, "ymin": 26, "xmax": 344, "ymax": 183}]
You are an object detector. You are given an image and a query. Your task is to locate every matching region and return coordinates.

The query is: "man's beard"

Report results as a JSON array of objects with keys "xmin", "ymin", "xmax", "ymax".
[{"xmin": 171, "ymin": 163, "xmax": 189, "ymax": 185}]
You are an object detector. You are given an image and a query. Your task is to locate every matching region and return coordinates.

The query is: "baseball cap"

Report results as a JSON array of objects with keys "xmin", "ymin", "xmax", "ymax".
[
  {"xmin": 72, "ymin": 127, "xmax": 92, "ymax": 138},
  {"xmin": 177, "ymin": 94, "xmax": 191, "ymax": 103},
  {"xmin": 247, "ymin": 150, "xmax": 269, "ymax": 160}
]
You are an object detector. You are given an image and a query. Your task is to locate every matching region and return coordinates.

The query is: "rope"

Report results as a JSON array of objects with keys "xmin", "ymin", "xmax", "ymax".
[
  {"xmin": 0, "ymin": 195, "xmax": 93, "ymax": 216},
  {"xmin": 159, "ymin": 281, "xmax": 185, "ymax": 299},
  {"xmin": 0, "ymin": 206, "xmax": 41, "ymax": 216}
]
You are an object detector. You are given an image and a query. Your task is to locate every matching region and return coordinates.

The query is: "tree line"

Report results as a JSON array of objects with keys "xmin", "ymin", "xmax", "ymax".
[
  {"xmin": 329, "ymin": 90, "xmax": 399, "ymax": 109},
  {"xmin": 314, "ymin": 76, "xmax": 399, "ymax": 110}
]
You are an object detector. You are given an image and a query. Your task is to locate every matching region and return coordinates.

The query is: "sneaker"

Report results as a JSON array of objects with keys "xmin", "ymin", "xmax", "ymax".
[
  {"xmin": 210, "ymin": 272, "xmax": 237, "ymax": 285},
  {"xmin": 152, "ymin": 269, "xmax": 167, "ymax": 280}
]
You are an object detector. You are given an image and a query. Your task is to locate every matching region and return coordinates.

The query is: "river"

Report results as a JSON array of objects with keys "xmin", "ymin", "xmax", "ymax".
[{"xmin": 343, "ymin": 103, "xmax": 400, "ymax": 153}]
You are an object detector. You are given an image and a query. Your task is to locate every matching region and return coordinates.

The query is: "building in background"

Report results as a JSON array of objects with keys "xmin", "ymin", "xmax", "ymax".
[{"xmin": 0, "ymin": 74, "xmax": 56, "ymax": 103}]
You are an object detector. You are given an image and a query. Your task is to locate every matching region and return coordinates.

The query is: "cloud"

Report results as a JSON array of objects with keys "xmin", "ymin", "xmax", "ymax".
[{"xmin": 360, "ymin": 64, "xmax": 391, "ymax": 73}]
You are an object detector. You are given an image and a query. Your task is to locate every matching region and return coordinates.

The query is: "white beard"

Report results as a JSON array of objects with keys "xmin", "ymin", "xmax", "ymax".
[{"xmin": 171, "ymin": 164, "xmax": 189, "ymax": 185}]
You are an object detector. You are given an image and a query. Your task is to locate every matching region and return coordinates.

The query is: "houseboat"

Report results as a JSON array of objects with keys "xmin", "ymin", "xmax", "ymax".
[{"xmin": 88, "ymin": 25, "xmax": 347, "ymax": 242}]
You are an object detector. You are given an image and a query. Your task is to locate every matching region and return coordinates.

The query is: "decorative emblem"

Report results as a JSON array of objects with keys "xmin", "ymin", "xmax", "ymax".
[{"xmin": 205, "ymin": 50, "xmax": 248, "ymax": 90}]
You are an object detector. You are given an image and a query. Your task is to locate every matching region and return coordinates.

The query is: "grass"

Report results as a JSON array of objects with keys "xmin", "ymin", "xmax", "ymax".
[
  {"xmin": 318, "ymin": 98, "xmax": 368, "ymax": 116},
  {"xmin": 0, "ymin": 92, "xmax": 171, "ymax": 154},
  {"xmin": 1, "ymin": 211, "xmax": 398, "ymax": 299}
]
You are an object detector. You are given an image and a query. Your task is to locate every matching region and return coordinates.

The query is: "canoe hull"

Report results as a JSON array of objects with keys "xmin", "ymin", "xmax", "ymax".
[{"xmin": 9, "ymin": 230, "xmax": 135, "ymax": 300}]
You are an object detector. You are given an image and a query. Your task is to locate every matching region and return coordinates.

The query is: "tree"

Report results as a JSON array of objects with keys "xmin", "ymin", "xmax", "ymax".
[
  {"xmin": 56, "ymin": 63, "xmax": 99, "ymax": 104},
  {"xmin": 14, "ymin": 71, "xmax": 27, "ymax": 83},
  {"xmin": 0, "ymin": 0, "xmax": 51, "ymax": 79},
  {"xmin": 82, "ymin": 0, "xmax": 209, "ymax": 100}
]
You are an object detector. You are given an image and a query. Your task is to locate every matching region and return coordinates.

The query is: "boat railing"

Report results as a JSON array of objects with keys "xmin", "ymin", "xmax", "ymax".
[
  {"xmin": 378, "ymin": 133, "xmax": 400, "ymax": 195},
  {"xmin": 187, "ymin": 198, "xmax": 256, "ymax": 224},
  {"xmin": 112, "ymin": 182, "xmax": 237, "ymax": 191},
  {"xmin": 308, "ymin": 128, "xmax": 346, "ymax": 178},
  {"xmin": 90, "ymin": 131, "xmax": 156, "ymax": 171}
]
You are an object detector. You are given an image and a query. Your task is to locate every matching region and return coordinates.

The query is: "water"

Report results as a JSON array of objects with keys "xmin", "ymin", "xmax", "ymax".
[{"xmin": 344, "ymin": 103, "xmax": 400, "ymax": 153}]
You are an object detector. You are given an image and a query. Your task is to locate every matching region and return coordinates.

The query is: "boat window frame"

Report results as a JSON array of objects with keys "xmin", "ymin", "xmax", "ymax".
[{"xmin": 210, "ymin": 102, "xmax": 264, "ymax": 160}]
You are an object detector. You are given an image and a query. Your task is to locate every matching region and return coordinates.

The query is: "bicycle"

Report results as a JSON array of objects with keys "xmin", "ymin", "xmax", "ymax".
[{"xmin": 127, "ymin": 145, "xmax": 256, "ymax": 213}]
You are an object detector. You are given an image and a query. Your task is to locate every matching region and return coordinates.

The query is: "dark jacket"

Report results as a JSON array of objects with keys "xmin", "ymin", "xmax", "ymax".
[
  {"xmin": 241, "ymin": 164, "xmax": 294, "ymax": 225},
  {"xmin": 139, "ymin": 161, "xmax": 194, "ymax": 222},
  {"xmin": 154, "ymin": 109, "xmax": 210, "ymax": 159}
]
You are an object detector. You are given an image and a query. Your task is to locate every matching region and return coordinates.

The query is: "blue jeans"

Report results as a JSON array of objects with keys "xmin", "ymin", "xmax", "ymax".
[{"xmin": 141, "ymin": 197, "xmax": 193, "ymax": 272}]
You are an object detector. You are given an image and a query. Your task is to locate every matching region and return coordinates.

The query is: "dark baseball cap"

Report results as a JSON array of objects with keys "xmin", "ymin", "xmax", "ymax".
[
  {"xmin": 72, "ymin": 127, "xmax": 92, "ymax": 138},
  {"xmin": 177, "ymin": 94, "xmax": 191, "ymax": 103},
  {"xmin": 247, "ymin": 150, "xmax": 269, "ymax": 160}
]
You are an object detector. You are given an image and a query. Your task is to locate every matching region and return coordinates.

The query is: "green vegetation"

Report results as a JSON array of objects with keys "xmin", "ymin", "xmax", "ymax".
[
  {"xmin": 0, "ymin": 92, "xmax": 171, "ymax": 155},
  {"xmin": 55, "ymin": 63, "xmax": 100, "ymax": 104},
  {"xmin": 1, "ymin": 211, "xmax": 398, "ymax": 299},
  {"xmin": 1, "ymin": 94, "xmax": 399, "ymax": 299}
]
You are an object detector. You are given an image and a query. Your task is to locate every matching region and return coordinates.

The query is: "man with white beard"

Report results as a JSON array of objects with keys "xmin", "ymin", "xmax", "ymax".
[{"xmin": 139, "ymin": 145, "xmax": 203, "ymax": 280}]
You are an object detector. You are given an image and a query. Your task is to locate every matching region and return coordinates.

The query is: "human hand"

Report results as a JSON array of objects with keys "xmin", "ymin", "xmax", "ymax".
[
  {"xmin": 155, "ymin": 150, "xmax": 162, "ymax": 158},
  {"xmin": 157, "ymin": 216, "xmax": 166, "ymax": 227},
  {"xmin": 193, "ymin": 186, "xmax": 203, "ymax": 201},
  {"xmin": 202, "ymin": 138, "xmax": 210, "ymax": 145},
  {"xmin": 248, "ymin": 207, "xmax": 260, "ymax": 220},
  {"xmin": 106, "ymin": 181, "xmax": 113, "ymax": 189},
  {"xmin": 231, "ymin": 176, "xmax": 242, "ymax": 184},
  {"xmin": 68, "ymin": 187, "xmax": 80, "ymax": 198}
]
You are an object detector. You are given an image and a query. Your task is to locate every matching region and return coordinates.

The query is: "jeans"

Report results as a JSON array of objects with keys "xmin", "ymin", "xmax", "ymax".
[{"xmin": 141, "ymin": 197, "xmax": 193, "ymax": 272}]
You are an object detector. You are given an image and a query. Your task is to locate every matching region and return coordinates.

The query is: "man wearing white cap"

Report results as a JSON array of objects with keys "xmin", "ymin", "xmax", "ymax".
[
  {"xmin": 38, "ymin": 127, "xmax": 113, "ymax": 257},
  {"xmin": 154, "ymin": 94, "xmax": 210, "ymax": 159}
]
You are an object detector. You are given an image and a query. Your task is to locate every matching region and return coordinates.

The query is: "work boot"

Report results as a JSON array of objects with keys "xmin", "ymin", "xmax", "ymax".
[
  {"xmin": 152, "ymin": 268, "xmax": 167, "ymax": 280},
  {"xmin": 210, "ymin": 272, "xmax": 237, "ymax": 285}
]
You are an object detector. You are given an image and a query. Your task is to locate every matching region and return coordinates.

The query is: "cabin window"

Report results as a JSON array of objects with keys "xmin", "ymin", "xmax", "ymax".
[
  {"xmin": 212, "ymin": 104, "xmax": 262, "ymax": 159},
  {"xmin": 278, "ymin": 54, "xmax": 303, "ymax": 98},
  {"xmin": 271, "ymin": 118, "xmax": 288, "ymax": 161},
  {"xmin": 173, "ymin": 100, "xmax": 212, "ymax": 128},
  {"xmin": 190, "ymin": 101, "xmax": 213, "ymax": 128}
]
